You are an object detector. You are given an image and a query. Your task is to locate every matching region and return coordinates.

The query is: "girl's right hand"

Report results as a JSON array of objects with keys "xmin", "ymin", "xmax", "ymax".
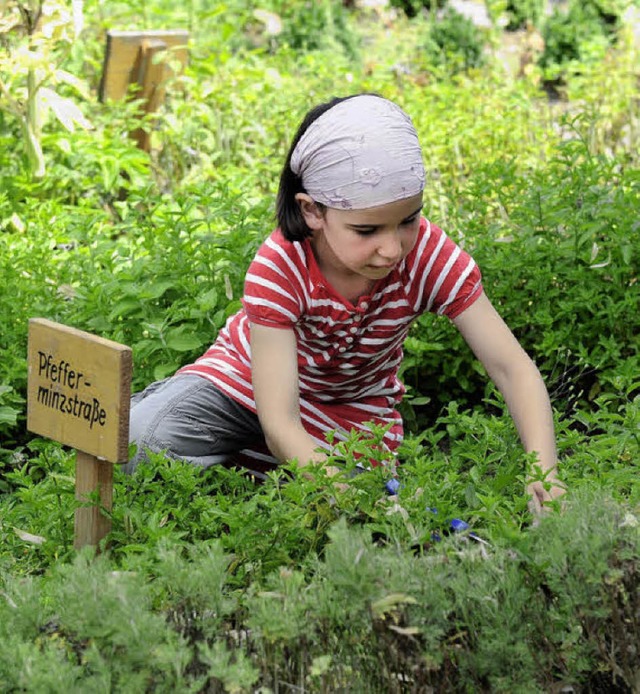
[
  {"xmin": 527, "ymin": 475, "xmax": 566, "ymax": 518},
  {"xmin": 250, "ymin": 321, "xmax": 327, "ymax": 467}
]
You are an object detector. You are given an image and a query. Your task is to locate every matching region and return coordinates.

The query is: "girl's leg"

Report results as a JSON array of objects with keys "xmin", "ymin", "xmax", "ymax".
[{"xmin": 126, "ymin": 375, "xmax": 276, "ymax": 475}]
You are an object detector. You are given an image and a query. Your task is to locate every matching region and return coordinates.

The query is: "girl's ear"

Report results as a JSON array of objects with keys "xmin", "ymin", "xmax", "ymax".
[{"xmin": 295, "ymin": 193, "xmax": 324, "ymax": 230}]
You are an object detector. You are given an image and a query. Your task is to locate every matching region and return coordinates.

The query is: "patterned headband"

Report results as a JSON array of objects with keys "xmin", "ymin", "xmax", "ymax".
[{"xmin": 290, "ymin": 95, "xmax": 425, "ymax": 210}]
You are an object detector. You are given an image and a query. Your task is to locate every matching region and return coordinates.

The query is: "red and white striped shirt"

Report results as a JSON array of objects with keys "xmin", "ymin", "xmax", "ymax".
[{"xmin": 179, "ymin": 217, "xmax": 482, "ymax": 456}]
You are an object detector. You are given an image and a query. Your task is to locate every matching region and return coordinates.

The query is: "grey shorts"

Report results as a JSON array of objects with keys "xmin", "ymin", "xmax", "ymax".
[{"xmin": 126, "ymin": 374, "xmax": 278, "ymax": 477}]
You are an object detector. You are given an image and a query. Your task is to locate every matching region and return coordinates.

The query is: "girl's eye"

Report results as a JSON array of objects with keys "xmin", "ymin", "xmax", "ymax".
[{"xmin": 352, "ymin": 215, "xmax": 419, "ymax": 236}]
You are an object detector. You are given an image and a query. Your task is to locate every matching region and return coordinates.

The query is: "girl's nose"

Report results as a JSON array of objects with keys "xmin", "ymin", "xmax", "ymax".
[{"xmin": 378, "ymin": 229, "xmax": 402, "ymax": 260}]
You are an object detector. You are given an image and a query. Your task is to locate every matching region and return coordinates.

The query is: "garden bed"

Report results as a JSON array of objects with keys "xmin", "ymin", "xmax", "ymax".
[{"xmin": 1, "ymin": 1, "xmax": 639, "ymax": 690}]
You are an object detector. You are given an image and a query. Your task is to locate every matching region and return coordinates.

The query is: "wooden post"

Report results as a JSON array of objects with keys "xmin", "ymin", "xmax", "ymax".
[
  {"xmin": 27, "ymin": 318, "xmax": 132, "ymax": 549},
  {"xmin": 130, "ymin": 38, "xmax": 169, "ymax": 151},
  {"xmin": 99, "ymin": 30, "xmax": 189, "ymax": 152},
  {"xmin": 74, "ymin": 451, "xmax": 114, "ymax": 549}
]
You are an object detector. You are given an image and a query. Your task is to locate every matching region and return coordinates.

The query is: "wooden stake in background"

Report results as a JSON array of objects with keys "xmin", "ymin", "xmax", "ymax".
[
  {"xmin": 27, "ymin": 319, "xmax": 132, "ymax": 549},
  {"xmin": 99, "ymin": 30, "xmax": 189, "ymax": 151}
]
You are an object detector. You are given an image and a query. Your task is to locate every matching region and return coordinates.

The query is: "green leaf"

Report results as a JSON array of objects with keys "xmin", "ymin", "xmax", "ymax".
[
  {"xmin": 165, "ymin": 331, "xmax": 202, "ymax": 352},
  {"xmin": 310, "ymin": 654, "xmax": 332, "ymax": 676},
  {"xmin": 0, "ymin": 405, "xmax": 18, "ymax": 426},
  {"xmin": 198, "ymin": 288, "xmax": 218, "ymax": 311},
  {"xmin": 371, "ymin": 593, "xmax": 417, "ymax": 617},
  {"xmin": 38, "ymin": 88, "xmax": 92, "ymax": 132},
  {"xmin": 139, "ymin": 280, "xmax": 177, "ymax": 300},
  {"xmin": 154, "ymin": 363, "xmax": 180, "ymax": 380},
  {"xmin": 408, "ymin": 396, "xmax": 431, "ymax": 406}
]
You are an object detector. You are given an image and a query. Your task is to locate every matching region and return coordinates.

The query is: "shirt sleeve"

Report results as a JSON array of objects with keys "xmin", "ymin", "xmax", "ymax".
[
  {"xmin": 408, "ymin": 219, "xmax": 483, "ymax": 319},
  {"xmin": 242, "ymin": 231, "xmax": 305, "ymax": 329}
]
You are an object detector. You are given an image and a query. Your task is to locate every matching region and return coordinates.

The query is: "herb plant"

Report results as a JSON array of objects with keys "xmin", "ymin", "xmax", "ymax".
[{"xmin": 0, "ymin": 0, "xmax": 638, "ymax": 689}]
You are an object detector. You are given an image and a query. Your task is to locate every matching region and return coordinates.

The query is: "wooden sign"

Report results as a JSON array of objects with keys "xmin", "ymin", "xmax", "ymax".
[
  {"xmin": 99, "ymin": 30, "xmax": 189, "ymax": 151},
  {"xmin": 27, "ymin": 318, "xmax": 132, "ymax": 462},
  {"xmin": 99, "ymin": 30, "xmax": 189, "ymax": 103},
  {"xmin": 27, "ymin": 318, "xmax": 133, "ymax": 549}
]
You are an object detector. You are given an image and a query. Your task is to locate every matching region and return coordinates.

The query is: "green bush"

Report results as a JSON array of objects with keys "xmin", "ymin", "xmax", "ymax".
[
  {"xmin": 504, "ymin": 0, "xmax": 546, "ymax": 30},
  {"xmin": 424, "ymin": 8, "xmax": 487, "ymax": 72},
  {"xmin": 398, "ymin": 105, "xmax": 639, "ymax": 427},
  {"xmin": 540, "ymin": 3, "xmax": 610, "ymax": 73},
  {"xmin": 539, "ymin": 0, "xmax": 633, "ymax": 74},
  {"xmin": 0, "ymin": 488, "xmax": 637, "ymax": 691},
  {"xmin": 0, "ymin": 4, "xmax": 638, "ymax": 688},
  {"xmin": 273, "ymin": 0, "xmax": 359, "ymax": 58},
  {"xmin": 390, "ymin": 0, "xmax": 448, "ymax": 19},
  {"xmin": 243, "ymin": 1, "xmax": 359, "ymax": 58}
]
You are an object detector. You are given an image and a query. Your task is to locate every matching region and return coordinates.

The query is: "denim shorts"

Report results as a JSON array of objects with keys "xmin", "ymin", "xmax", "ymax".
[{"xmin": 126, "ymin": 375, "xmax": 278, "ymax": 477}]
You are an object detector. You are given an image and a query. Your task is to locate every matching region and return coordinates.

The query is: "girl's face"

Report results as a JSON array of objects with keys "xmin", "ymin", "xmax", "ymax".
[{"xmin": 298, "ymin": 193, "xmax": 423, "ymax": 283}]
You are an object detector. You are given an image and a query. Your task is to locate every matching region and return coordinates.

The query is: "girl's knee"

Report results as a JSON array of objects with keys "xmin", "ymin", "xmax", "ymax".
[
  {"xmin": 127, "ymin": 381, "xmax": 176, "ymax": 473},
  {"xmin": 122, "ymin": 436, "xmax": 164, "ymax": 475}
]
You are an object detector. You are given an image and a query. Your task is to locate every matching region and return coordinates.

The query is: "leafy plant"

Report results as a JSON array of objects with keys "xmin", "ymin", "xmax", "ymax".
[
  {"xmin": 0, "ymin": 0, "xmax": 92, "ymax": 177},
  {"xmin": 271, "ymin": 0, "xmax": 359, "ymax": 58},
  {"xmin": 539, "ymin": 3, "xmax": 608, "ymax": 74},
  {"xmin": 0, "ymin": 386, "xmax": 23, "ymax": 469},
  {"xmin": 424, "ymin": 7, "xmax": 487, "ymax": 72},
  {"xmin": 504, "ymin": 0, "xmax": 546, "ymax": 30},
  {"xmin": 0, "ymin": 4, "xmax": 638, "ymax": 689},
  {"xmin": 390, "ymin": 0, "xmax": 448, "ymax": 19},
  {"xmin": 538, "ymin": 0, "xmax": 635, "ymax": 76}
]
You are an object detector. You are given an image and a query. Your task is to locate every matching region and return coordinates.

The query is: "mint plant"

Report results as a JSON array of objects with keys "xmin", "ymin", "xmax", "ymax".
[{"xmin": 0, "ymin": 2, "xmax": 638, "ymax": 689}]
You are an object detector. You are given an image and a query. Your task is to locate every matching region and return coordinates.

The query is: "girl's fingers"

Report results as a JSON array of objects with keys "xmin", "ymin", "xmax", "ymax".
[
  {"xmin": 527, "ymin": 489, "xmax": 543, "ymax": 517},
  {"xmin": 527, "ymin": 480, "xmax": 567, "ymax": 520},
  {"xmin": 549, "ymin": 482, "xmax": 567, "ymax": 500}
]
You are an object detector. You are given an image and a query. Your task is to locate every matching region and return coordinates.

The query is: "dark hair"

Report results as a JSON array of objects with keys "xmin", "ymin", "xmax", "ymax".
[{"xmin": 276, "ymin": 94, "xmax": 374, "ymax": 242}]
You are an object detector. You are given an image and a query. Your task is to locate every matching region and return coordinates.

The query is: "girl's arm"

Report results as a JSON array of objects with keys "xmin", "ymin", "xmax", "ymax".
[
  {"xmin": 451, "ymin": 292, "xmax": 565, "ymax": 513},
  {"xmin": 250, "ymin": 322, "xmax": 334, "ymax": 472}
]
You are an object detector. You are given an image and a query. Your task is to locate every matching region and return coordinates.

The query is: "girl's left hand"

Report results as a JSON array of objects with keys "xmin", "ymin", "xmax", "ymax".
[{"xmin": 526, "ymin": 475, "xmax": 566, "ymax": 517}]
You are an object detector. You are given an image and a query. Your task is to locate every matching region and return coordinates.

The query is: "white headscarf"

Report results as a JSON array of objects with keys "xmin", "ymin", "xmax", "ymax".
[{"xmin": 290, "ymin": 95, "xmax": 425, "ymax": 210}]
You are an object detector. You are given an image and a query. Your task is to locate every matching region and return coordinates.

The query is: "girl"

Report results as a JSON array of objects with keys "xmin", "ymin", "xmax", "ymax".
[{"xmin": 128, "ymin": 94, "xmax": 564, "ymax": 514}]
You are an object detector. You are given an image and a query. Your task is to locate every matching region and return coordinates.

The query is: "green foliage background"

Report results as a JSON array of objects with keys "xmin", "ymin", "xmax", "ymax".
[{"xmin": 0, "ymin": 0, "xmax": 639, "ymax": 690}]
